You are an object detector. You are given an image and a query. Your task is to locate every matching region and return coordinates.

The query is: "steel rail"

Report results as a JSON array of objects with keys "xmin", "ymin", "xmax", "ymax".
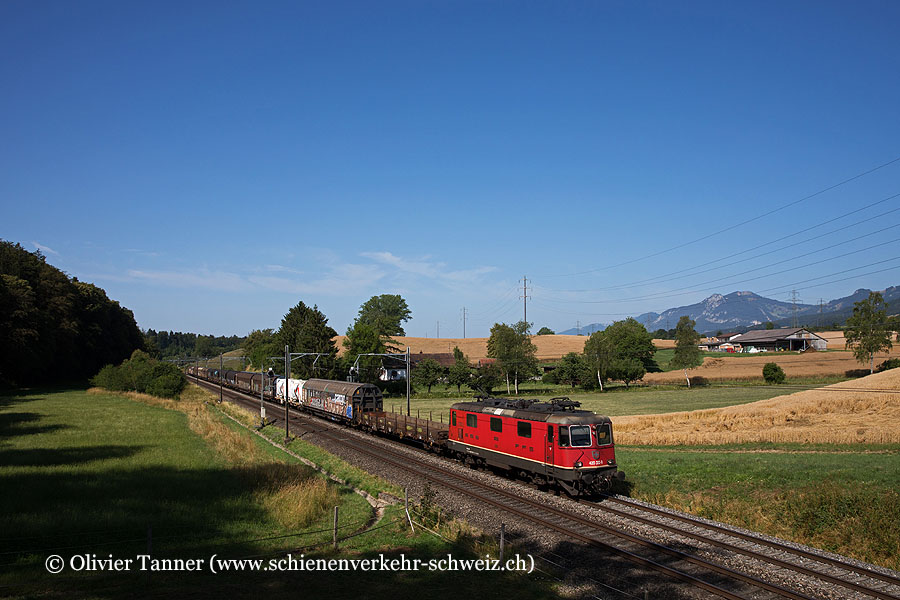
[
  {"xmin": 596, "ymin": 494, "xmax": 900, "ymax": 593},
  {"xmin": 192, "ymin": 376, "xmax": 896, "ymax": 600}
]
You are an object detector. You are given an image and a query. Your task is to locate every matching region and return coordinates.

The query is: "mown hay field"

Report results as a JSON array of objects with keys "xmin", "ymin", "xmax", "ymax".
[
  {"xmin": 334, "ymin": 334, "xmax": 597, "ymax": 361},
  {"xmin": 644, "ymin": 347, "xmax": 900, "ymax": 383},
  {"xmin": 614, "ymin": 367, "xmax": 900, "ymax": 445}
]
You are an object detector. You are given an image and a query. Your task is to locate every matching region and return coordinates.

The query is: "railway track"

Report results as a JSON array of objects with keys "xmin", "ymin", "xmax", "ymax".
[{"xmin": 191, "ymin": 377, "xmax": 900, "ymax": 600}]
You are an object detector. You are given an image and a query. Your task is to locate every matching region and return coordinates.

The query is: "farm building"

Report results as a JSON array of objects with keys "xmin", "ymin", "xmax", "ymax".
[
  {"xmin": 411, "ymin": 352, "xmax": 457, "ymax": 368},
  {"xmin": 730, "ymin": 327, "xmax": 827, "ymax": 352}
]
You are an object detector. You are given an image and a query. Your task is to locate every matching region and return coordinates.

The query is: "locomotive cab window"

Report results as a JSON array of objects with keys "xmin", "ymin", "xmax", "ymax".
[
  {"xmin": 569, "ymin": 425, "xmax": 592, "ymax": 447},
  {"xmin": 559, "ymin": 426, "xmax": 569, "ymax": 447},
  {"xmin": 517, "ymin": 421, "xmax": 531, "ymax": 438},
  {"xmin": 490, "ymin": 417, "xmax": 502, "ymax": 433},
  {"xmin": 451, "ymin": 411, "xmax": 456, "ymax": 427},
  {"xmin": 595, "ymin": 422, "xmax": 612, "ymax": 446},
  {"xmin": 466, "ymin": 413, "xmax": 477, "ymax": 428},
  {"xmin": 547, "ymin": 425, "xmax": 554, "ymax": 444}
]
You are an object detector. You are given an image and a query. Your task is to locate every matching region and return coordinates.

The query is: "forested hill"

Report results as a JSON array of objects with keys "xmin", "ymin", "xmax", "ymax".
[
  {"xmin": 0, "ymin": 240, "xmax": 144, "ymax": 385},
  {"xmin": 143, "ymin": 330, "xmax": 246, "ymax": 359}
]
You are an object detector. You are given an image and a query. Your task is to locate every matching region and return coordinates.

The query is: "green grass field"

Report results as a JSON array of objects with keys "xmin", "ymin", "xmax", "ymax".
[
  {"xmin": 392, "ymin": 382, "xmax": 831, "ymax": 423},
  {"xmin": 618, "ymin": 444, "xmax": 900, "ymax": 569},
  {"xmin": 0, "ymin": 387, "xmax": 554, "ymax": 599},
  {"xmin": 395, "ymin": 380, "xmax": 900, "ymax": 570}
]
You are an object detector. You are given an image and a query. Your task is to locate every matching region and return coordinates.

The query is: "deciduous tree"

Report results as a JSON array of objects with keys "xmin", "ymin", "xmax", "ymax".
[
  {"xmin": 671, "ymin": 316, "xmax": 702, "ymax": 388},
  {"xmin": 343, "ymin": 321, "xmax": 387, "ymax": 384},
  {"xmin": 554, "ymin": 352, "xmax": 591, "ymax": 388},
  {"xmin": 845, "ymin": 291, "xmax": 894, "ymax": 373},
  {"xmin": 412, "ymin": 358, "xmax": 443, "ymax": 392},
  {"xmin": 447, "ymin": 347, "xmax": 472, "ymax": 393},
  {"xmin": 468, "ymin": 364, "xmax": 501, "ymax": 395},
  {"xmin": 487, "ymin": 321, "xmax": 539, "ymax": 394},
  {"xmin": 583, "ymin": 318, "xmax": 654, "ymax": 388},
  {"xmin": 583, "ymin": 330, "xmax": 614, "ymax": 390},
  {"xmin": 355, "ymin": 294, "xmax": 412, "ymax": 337},
  {"xmin": 245, "ymin": 328, "xmax": 278, "ymax": 370}
]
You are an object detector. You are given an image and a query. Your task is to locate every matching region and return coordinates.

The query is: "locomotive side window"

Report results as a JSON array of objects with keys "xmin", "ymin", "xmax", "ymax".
[
  {"xmin": 595, "ymin": 422, "xmax": 612, "ymax": 446},
  {"xmin": 490, "ymin": 417, "xmax": 502, "ymax": 433},
  {"xmin": 517, "ymin": 421, "xmax": 531, "ymax": 438},
  {"xmin": 451, "ymin": 411, "xmax": 456, "ymax": 427},
  {"xmin": 559, "ymin": 426, "xmax": 570, "ymax": 447},
  {"xmin": 466, "ymin": 413, "xmax": 477, "ymax": 428},
  {"xmin": 547, "ymin": 425, "xmax": 554, "ymax": 444},
  {"xmin": 570, "ymin": 425, "xmax": 592, "ymax": 447}
]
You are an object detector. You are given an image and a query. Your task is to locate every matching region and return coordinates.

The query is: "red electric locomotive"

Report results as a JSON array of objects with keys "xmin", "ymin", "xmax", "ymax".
[{"xmin": 446, "ymin": 396, "xmax": 624, "ymax": 495}]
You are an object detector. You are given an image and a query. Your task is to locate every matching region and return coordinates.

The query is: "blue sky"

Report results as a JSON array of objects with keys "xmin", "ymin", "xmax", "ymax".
[{"xmin": 2, "ymin": 1, "xmax": 899, "ymax": 337}]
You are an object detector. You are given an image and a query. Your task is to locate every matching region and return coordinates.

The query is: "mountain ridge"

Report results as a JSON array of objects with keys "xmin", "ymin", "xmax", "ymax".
[{"xmin": 557, "ymin": 286, "xmax": 900, "ymax": 335}]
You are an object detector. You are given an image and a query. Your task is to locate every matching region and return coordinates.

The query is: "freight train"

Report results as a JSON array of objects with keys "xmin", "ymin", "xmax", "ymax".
[{"xmin": 186, "ymin": 366, "xmax": 624, "ymax": 495}]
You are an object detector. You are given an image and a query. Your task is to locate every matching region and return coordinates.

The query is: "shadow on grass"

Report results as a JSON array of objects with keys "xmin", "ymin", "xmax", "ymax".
[
  {"xmin": 0, "ymin": 411, "xmax": 70, "ymax": 441},
  {"xmin": 0, "ymin": 445, "xmax": 145, "ymax": 467},
  {"xmin": 0, "ymin": 381, "xmax": 91, "ymax": 400}
]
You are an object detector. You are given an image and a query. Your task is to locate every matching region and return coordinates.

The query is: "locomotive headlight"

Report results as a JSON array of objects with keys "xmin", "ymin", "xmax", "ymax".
[{"xmin": 574, "ymin": 461, "xmax": 583, "ymax": 468}]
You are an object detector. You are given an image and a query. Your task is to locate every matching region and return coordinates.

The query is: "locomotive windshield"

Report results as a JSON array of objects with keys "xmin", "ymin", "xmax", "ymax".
[
  {"xmin": 595, "ymin": 422, "xmax": 613, "ymax": 446},
  {"xmin": 568, "ymin": 425, "xmax": 592, "ymax": 447}
]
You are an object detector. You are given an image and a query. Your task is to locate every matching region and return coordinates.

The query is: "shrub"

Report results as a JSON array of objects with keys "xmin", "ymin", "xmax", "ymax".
[
  {"xmin": 91, "ymin": 364, "xmax": 127, "ymax": 391},
  {"xmin": 763, "ymin": 362, "xmax": 786, "ymax": 384},
  {"xmin": 689, "ymin": 376, "xmax": 709, "ymax": 387},
  {"xmin": 877, "ymin": 358, "xmax": 900, "ymax": 372},
  {"xmin": 92, "ymin": 352, "xmax": 186, "ymax": 398}
]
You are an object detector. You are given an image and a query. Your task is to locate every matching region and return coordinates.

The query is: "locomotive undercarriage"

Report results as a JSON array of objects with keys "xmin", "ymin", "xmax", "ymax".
[{"xmin": 448, "ymin": 442, "xmax": 622, "ymax": 497}]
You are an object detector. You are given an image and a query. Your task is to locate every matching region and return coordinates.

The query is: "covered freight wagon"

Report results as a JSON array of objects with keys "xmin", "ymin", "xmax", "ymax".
[{"xmin": 299, "ymin": 379, "xmax": 383, "ymax": 421}]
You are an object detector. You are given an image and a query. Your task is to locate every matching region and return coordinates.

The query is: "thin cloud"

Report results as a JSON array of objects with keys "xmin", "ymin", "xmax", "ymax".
[
  {"xmin": 124, "ymin": 248, "xmax": 162, "ymax": 258},
  {"xmin": 32, "ymin": 242, "xmax": 59, "ymax": 256},
  {"xmin": 361, "ymin": 251, "xmax": 497, "ymax": 286},
  {"xmin": 265, "ymin": 264, "xmax": 305, "ymax": 276},
  {"xmin": 249, "ymin": 262, "xmax": 385, "ymax": 295}
]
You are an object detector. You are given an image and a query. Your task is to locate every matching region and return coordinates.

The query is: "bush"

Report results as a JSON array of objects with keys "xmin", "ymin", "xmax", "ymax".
[
  {"xmin": 91, "ymin": 352, "xmax": 187, "ymax": 398},
  {"xmin": 763, "ymin": 362, "xmax": 786, "ymax": 384},
  {"xmin": 91, "ymin": 364, "xmax": 128, "ymax": 391},
  {"xmin": 689, "ymin": 376, "xmax": 709, "ymax": 387},
  {"xmin": 877, "ymin": 358, "xmax": 900, "ymax": 372}
]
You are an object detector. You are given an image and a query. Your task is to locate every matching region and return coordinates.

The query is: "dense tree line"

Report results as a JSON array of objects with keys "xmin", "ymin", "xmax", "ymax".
[
  {"xmin": 0, "ymin": 240, "xmax": 144, "ymax": 385},
  {"xmin": 143, "ymin": 329, "xmax": 246, "ymax": 359}
]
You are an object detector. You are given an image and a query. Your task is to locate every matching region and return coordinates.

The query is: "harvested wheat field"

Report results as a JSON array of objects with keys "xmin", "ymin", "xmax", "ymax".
[
  {"xmin": 645, "ymin": 347, "xmax": 900, "ymax": 383},
  {"xmin": 817, "ymin": 330, "xmax": 847, "ymax": 349},
  {"xmin": 333, "ymin": 334, "xmax": 599, "ymax": 361},
  {"xmin": 614, "ymin": 367, "xmax": 900, "ymax": 445}
]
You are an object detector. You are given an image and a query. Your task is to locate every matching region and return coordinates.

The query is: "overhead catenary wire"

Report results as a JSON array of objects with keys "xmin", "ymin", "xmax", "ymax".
[
  {"xmin": 537, "ymin": 239, "xmax": 900, "ymax": 305},
  {"xmin": 539, "ymin": 196, "xmax": 900, "ymax": 294},
  {"xmin": 531, "ymin": 259, "xmax": 900, "ymax": 327},
  {"xmin": 538, "ymin": 155, "xmax": 900, "ymax": 279}
]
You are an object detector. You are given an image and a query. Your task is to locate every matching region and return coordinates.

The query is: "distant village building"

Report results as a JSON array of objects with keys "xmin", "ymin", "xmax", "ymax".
[{"xmin": 699, "ymin": 332, "xmax": 742, "ymax": 352}]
